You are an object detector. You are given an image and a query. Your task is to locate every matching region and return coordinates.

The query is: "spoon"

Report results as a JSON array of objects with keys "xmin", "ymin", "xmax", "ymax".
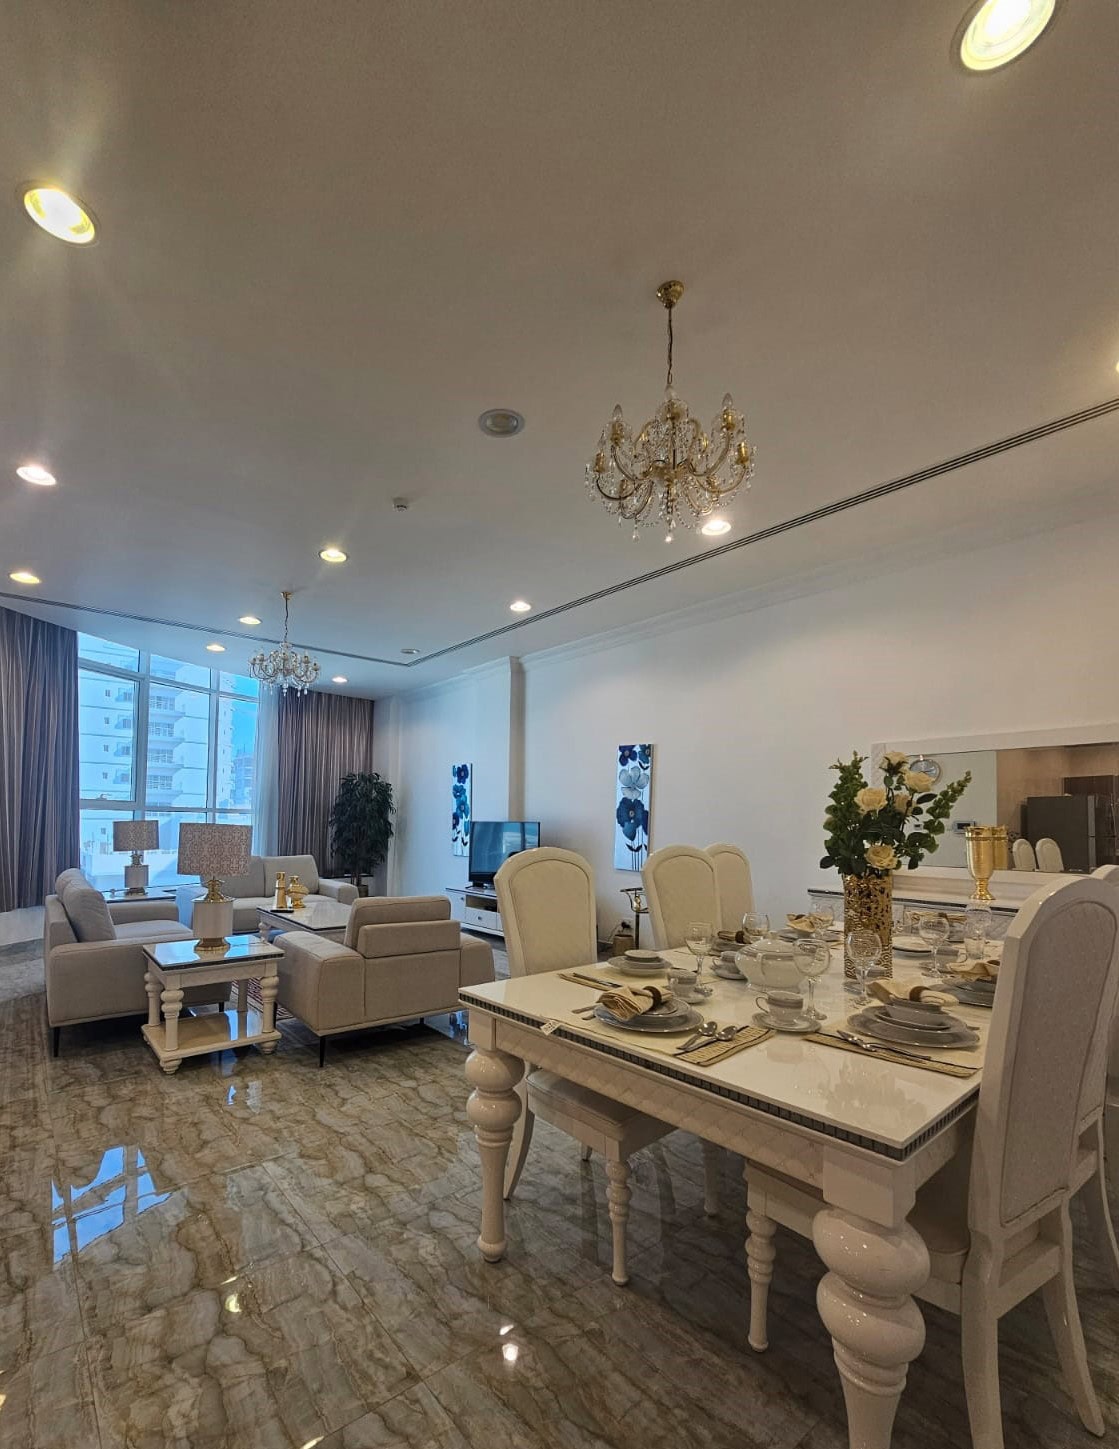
[
  {"xmin": 676, "ymin": 1020, "xmax": 718, "ymax": 1053},
  {"xmin": 835, "ymin": 1030, "xmax": 937, "ymax": 1064}
]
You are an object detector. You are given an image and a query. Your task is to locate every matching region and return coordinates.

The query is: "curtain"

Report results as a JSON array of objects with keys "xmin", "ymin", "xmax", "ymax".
[
  {"xmin": 277, "ymin": 690, "xmax": 375, "ymax": 872},
  {"xmin": 0, "ymin": 606, "xmax": 79, "ymax": 911},
  {"xmin": 252, "ymin": 683, "xmax": 280, "ymax": 855}
]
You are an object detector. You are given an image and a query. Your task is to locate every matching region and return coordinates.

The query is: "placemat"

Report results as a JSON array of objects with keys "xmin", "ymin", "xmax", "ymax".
[
  {"xmin": 804, "ymin": 1031, "xmax": 980, "ymax": 1078},
  {"xmin": 676, "ymin": 1025, "xmax": 773, "ymax": 1066}
]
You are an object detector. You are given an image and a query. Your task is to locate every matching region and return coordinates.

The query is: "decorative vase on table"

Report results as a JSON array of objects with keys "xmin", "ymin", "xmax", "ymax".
[{"xmin": 820, "ymin": 751, "xmax": 974, "ymax": 981}]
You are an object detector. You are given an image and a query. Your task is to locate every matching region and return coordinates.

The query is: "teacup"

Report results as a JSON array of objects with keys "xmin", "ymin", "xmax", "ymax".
[
  {"xmin": 755, "ymin": 990, "xmax": 806, "ymax": 1027},
  {"xmin": 666, "ymin": 965, "xmax": 704, "ymax": 1002}
]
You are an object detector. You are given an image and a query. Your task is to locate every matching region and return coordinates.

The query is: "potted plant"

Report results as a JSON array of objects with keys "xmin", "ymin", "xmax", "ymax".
[
  {"xmin": 329, "ymin": 772, "xmax": 395, "ymax": 894},
  {"xmin": 821, "ymin": 752, "xmax": 971, "ymax": 976}
]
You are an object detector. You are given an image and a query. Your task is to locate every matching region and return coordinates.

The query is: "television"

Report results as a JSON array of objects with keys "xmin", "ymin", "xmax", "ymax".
[{"xmin": 468, "ymin": 820, "xmax": 540, "ymax": 886}]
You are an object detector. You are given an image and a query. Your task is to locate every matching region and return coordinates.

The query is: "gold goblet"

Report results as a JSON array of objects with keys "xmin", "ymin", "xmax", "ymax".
[{"xmin": 965, "ymin": 825, "xmax": 1007, "ymax": 902}]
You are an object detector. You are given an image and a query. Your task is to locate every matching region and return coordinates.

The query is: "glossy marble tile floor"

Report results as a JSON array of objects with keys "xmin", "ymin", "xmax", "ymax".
[{"xmin": 1, "ymin": 945, "xmax": 1117, "ymax": 1448}]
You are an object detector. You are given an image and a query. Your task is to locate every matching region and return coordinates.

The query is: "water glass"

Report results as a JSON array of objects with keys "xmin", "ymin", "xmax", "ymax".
[
  {"xmin": 685, "ymin": 921, "xmax": 713, "ymax": 983},
  {"xmin": 845, "ymin": 928, "xmax": 881, "ymax": 1005},
  {"xmin": 917, "ymin": 912, "xmax": 951, "ymax": 977},
  {"xmin": 794, "ymin": 938, "xmax": 831, "ymax": 1020},
  {"xmin": 964, "ymin": 905, "xmax": 993, "ymax": 961},
  {"xmin": 808, "ymin": 898, "xmax": 835, "ymax": 938},
  {"xmin": 742, "ymin": 911, "xmax": 770, "ymax": 944}
]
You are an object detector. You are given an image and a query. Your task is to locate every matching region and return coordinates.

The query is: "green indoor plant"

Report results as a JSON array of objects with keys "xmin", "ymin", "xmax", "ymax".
[{"xmin": 329, "ymin": 771, "xmax": 395, "ymax": 891}]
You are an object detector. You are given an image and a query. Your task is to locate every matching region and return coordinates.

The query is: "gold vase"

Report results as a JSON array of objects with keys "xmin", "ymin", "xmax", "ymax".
[
  {"xmin": 965, "ymin": 825, "xmax": 1007, "ymax": 902},
  {"xmin": 842, "ymin": 873, "xmax": 893, "ymax": 979}
]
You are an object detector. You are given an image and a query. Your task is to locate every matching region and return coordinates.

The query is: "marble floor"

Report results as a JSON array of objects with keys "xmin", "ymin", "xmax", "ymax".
[{"xmin": 1, "ymin": 949, "xmax": 1117, "ymax": 1449}]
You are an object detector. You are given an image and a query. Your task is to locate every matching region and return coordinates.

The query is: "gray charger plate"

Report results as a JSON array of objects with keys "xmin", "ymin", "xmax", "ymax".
[
  {"xmin": 848, "ymin": 1006, "xmax": 978, "ymax": 1049},
  {"xmin": 593, "ymin": 1003, "xmax": 702, "ymax": 1034}
]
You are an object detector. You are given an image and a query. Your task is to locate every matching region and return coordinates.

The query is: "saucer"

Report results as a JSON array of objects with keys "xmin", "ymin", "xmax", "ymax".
[
  {"xmin": 714, "ymin": 963, "xmax": 747, "ymax": 981},
  {"xmin": 848, "ymin": 1007, "xmax": 978, "ymax": 1049},
  {"xmin": 607, "ymin": 956, "xmax": 665, "ymax": 977},
  {"xmin": 753, "ymin": 1010, "xmax": 815, "ymax": 1035}
]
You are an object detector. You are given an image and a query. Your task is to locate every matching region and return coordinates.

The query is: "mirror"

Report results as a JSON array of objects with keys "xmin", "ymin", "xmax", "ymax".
[{"xmin": 903, "ymin": 743, "xmax": 1119, "ymax": 873}]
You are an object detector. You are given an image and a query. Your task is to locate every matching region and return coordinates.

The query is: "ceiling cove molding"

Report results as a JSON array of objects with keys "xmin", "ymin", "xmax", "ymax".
[{"xmin": 397, "ymin": 653, "xmax": 521, "ymax": 705}]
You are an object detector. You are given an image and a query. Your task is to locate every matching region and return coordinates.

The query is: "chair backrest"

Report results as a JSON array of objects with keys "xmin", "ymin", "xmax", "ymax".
[
  {"xmin": 495, "ymin": 847, "xmax": 597, "ymax": 978},
  {"xmin": 642, "ymin": 845, "xmax": 721, "ymax": 949},
  {"xmin": 1011, "ymin": 838, "xmax": 1037, "ymax": 871},
  {"xmin": 1092, "ymin": 866, "xmax": 1119, "ymax": 1084},
  {"xmin": 344, "ymin": 894, "xmax": 450, "ymax": 949},
  {"xmin": 970, "ymin": 875, "xmax": 1119, "ymax": 1242},
  {"xmin": 1034, "ymin": 837, "xmax": 1064, "ymax": 872},
  {"xmin": 704, "ymin": 843, "xmax": 755, "ymax": 932}
]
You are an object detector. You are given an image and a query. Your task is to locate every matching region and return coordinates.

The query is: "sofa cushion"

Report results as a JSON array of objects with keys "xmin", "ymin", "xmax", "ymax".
[
  {"xmin": 113, "ymin": 920, "xmax": 194, "ymax": 944},
  {"xmin": 219, "ymin": 857, "xmax": 266, "ymax": 899},
  {"xmin": 355, "ymin": 919, "xmax": 460, "ymax": 959},
  {"xmin": 61, "ymin": 879, "xmax": 115, "ymax": 943},
  {"xmin": 363, "ymin": 951, "xmax": 460, "ymax": 1021},
  {"xmin": 264, "ymin": 854, "xmax": 320, "ymax": 892},
  {"xmin": 55, "ymin": 867, "xmax": 89, "ymax": 896},
  {"xmin": 344, "ymin": 895, "xmax": 449, "ymax": 947}
]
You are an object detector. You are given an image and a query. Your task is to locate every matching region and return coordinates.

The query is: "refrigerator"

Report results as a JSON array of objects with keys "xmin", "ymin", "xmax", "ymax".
[{"xmin": 1023, "ymin": 792, "xmax": 1118, "ymax": 873}]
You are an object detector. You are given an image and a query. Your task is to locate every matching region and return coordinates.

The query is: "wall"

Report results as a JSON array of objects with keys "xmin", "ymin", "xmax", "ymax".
[{"xmin": 388, "ymin": 511, "xmax": 1119, "ymax": 935}]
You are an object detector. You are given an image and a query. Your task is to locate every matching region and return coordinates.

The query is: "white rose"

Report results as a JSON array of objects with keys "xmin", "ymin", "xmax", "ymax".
[
  {"xmin": 855, "ymin": 786, "xmax": 888, "ymax": 813},
  {"xmin": 865, "ymin": 844, "xmax": 899, "ymax": 872},
  {"xmin": 893, "ymin": 790, "xmax": 912, "ymax": 814},
  {"xmin": 904, "ymin": 770, "xmax": 934, "ymax": 792},
  {"xmin": 880, "ymin": 751, "xmax": 909, "ymax": 770}
]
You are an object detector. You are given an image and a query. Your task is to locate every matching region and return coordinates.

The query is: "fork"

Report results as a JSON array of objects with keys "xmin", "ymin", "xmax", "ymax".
[{"xmin": 835, "ymin": 1029, "xmax": 940, "ymax": 1064}]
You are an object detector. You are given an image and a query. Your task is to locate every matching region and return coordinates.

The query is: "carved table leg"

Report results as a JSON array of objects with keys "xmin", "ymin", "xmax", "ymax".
[
  {"xmin": 814, "ymin": 1207, "xmax": 928, "ymax": 1449},
  {"xmin": 606, "ymin": 1158, "xmax": 632, "ymax": 1286},
  {"xmin": 259, "ymin": 969, "xmax": 278, "ymax": 1050},
  {"xmin": 701, "ymin": 1139, "xmax": 721, "ymax": 1216},
  {"xmin": 161, "ymin": 986, "xmax": 184, "ymax": 1055},
  {"xmin": 145, "ymin": 971, "xmax": 160, "ymax": 1028},
  {"xmin": 465, "ymin": 1046, "xmax": 524, "ymax": 1262},
  {"xmin": 745, "ymin": 1207, "xmax": 777, "ymax": 1351}
]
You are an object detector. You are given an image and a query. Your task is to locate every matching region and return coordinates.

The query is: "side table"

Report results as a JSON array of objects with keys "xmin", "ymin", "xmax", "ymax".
[{"xmin": 142, "ymin": 934, "xmax": 283, "ymax": 1074}]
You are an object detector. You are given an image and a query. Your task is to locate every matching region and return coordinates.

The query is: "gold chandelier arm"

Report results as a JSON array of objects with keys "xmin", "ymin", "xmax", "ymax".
[
  {"xmin": 608, "ymin": 441, "xmax": 644, "ymax": 487},
  {"xmin": 594, "ymin": 474, "xmax": 641, "ymax": 505},
  {"xmin": 692, "ymin": 432, "xmax": 733, "ymax": 479}
]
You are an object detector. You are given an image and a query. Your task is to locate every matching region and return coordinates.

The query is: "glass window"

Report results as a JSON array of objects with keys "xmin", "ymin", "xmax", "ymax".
[
  {"xmin": 216, "ymin": 696, "xmax": 257, "ymax": 809},
  {"xmin": 78, "ymin": 809, "xmax": 131, "ymax": 892},
  {"xmin": 145, "ymin": 686, "xmax": 209, "ymax": 808},
  {"xmin": 79, "ymin": 670, "xmax": 135, "ymax": 800},
  {"xmin": 145, "ymin": 812, "xmax": 208, "ymax": 886},
  {"xmin": 78, "ymin": 634, "xmax": 139, "ymax": 672},
  {"xmin": 150, "ymin": 655, "xmax": 211, "ymax": 688},
  {"xmin": 219, "ymin": 671, "xmax": 259, "ymax": 698}
]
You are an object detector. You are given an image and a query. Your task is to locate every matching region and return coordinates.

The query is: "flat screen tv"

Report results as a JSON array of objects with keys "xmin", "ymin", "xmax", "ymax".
[{"xmin": 469, "ymin": 820, "xmax": 540, "ymax": 886}]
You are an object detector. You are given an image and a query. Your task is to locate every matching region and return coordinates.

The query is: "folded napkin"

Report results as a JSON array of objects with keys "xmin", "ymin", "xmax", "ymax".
[
  {"xmin": 868, "ymin": 980, "xmax": 956, "ymax": 1008},
  {"xmin": 597, "ymin": 984, "xmax": 676, "ymax": 1020},
  {"xmin": 716, "ymin": 929, "xmax": 747, "ymax": 945},
  {"xmin": 952, "ymin": 959, "xmax": 1000, "ymax": 981},
  {"xmin": 786, "ymin": 914, "xmax": 816, "ymax": 931}
]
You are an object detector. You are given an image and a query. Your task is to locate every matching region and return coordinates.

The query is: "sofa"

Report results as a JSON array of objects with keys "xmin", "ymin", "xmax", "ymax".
[
  {"xmin": 178, "ymin": 854, "xmax": 359, "ymax": 934},
  {"xmin": 276, "ymin": 895, "xmax": 494, "ymax": 1064},
  {"xmin": 44, "ymin": 869, "xmax": 225, "ymax": 1053}
]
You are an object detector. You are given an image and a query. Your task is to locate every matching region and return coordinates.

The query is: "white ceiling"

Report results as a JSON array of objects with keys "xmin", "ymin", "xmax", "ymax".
[{"xmin": 2, "ymin": 0, "xmax": 1118, "ymax": 695}]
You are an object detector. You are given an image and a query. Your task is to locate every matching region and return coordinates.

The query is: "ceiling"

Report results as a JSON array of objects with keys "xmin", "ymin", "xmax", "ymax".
[{"xmin": 2, "ymin": 0, "xmax": 1118, "ymax": 696}]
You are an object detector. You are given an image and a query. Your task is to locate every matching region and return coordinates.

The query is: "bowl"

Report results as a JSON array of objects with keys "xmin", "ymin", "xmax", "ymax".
[
  {"xmin": 624, "ymin": 949, "xmax": 663, "ymax": 965},
  {"xmin": 882, "ymin": 998, "xmax": 949, "ymax": 1028}
]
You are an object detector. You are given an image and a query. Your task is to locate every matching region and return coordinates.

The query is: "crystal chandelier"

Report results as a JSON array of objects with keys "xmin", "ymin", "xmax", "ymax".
[
  {"xmin": 586, "ymin": 280, "xmax": 755, "ymax": 541},
  {"xmin": 249, "ymin": 591, "xmax": 321, "ymax": 693}
]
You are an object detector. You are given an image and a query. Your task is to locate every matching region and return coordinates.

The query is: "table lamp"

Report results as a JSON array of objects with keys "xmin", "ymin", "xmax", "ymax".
[
  {"xmin": 113, "ymin": 819, "xmax": 160, "ymax": 894},
  {"xmin": 177, "ymin": 822, "xmax": 252, "ymax": 952}
]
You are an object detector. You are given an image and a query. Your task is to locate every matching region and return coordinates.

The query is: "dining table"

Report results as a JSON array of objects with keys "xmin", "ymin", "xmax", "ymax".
[{"xmin": 460, "ymin": 942, "xmax": 993, "ymax": 1449}]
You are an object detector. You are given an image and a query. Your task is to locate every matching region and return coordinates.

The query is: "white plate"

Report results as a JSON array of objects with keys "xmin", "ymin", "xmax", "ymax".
[
  {"xmin": 593, "ymin": 1003, "xmax": 701, "ymax": 1034},
  {"xmin": 624, "ymin": 949, "xmax": 663, "ymax": 964},
  {"xmin": 892, "ymin": 935, "xmax": 933, "ymax": 954},
  {"xmin": 714, "ymin": 963, "xmax": 747, "ymax": 981},
  {"xmin": 753, "ymin": 1010, "xmax": 815, "ymax": 1034},
  {"xmin": 848, "ymin": 1007, "xmax": 978, "ymax": 1049},
  {"xmin": 607, "ymin": 957, "xmax": 666, "ymax": 977}
]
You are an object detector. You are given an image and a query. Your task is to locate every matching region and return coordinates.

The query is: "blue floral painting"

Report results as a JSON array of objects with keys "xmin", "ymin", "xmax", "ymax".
[
  {"xmin": 614, "ymin": 744, "xmax": 653, "ymax": 870},
  {"xmin": 452, "ymin": 763, "xmax": 472, "ymax": 856}
]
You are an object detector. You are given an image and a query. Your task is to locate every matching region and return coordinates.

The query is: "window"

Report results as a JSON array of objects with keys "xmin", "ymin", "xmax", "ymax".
[{"xmin": 77, "ymin": 634, "xmax": 259, "ymax": 891}]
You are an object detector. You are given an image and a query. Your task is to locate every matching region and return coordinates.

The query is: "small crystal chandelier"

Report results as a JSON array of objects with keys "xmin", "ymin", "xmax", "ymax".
[
  {"xmin": 586, "ymin": 280, "xmax": 755, "ymax": 541},
  {"xmin": 249, "ymin": 591, "xmax": 321, "ymax": 693}
]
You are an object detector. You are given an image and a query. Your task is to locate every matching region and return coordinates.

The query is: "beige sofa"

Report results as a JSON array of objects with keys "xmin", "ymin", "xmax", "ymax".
[
  {"xmin": 276, "ymin": 895, "xmax": 494, "ymax": 1064},
  {"xmin": 182, "ymin": 854, "xmax": 359, "ymax": 934},
  {"xmin": 44, "ymin": 869, "xmax": 224, "ymax": 1054}
]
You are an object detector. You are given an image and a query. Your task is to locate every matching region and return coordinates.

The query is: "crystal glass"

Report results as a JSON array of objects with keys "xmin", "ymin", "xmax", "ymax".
[
  {"xmin": 742, "ymin": 910, "xmax": 770, "ymax": 944},
  {"xmin": 964, "ymin": 905, "xmax": 993, "ymax": 961},
  {"xmin": 685, "ymin": 921, "xmax": 713, "ymax": 985},
  {"xmin": 917, "ymin": 912, "xmax": 951, "ymax": 977},
  {"xmin": 845, "ymin": 928, "xmax": 881, "ymax": 1005},
  {"xmin": 808, "ymin": 898, "xmax": 835, "ymax": 938},
  {"xmin": 794, "ymin": 938, "xmax": 831, "ymax": 1021}
]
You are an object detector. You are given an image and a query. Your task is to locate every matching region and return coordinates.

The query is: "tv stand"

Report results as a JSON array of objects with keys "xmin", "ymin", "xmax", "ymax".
[{"xmin": 446, "ymin": 884, "xmax": 503, "ymax": 938}]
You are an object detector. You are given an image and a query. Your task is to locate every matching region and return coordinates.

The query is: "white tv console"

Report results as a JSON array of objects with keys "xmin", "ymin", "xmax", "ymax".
[{"xmin": 445, "ymin": 884, "xmax": 503, "ymax": 938}]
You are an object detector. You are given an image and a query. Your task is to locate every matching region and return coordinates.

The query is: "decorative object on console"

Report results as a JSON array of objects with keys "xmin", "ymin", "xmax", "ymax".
[
  {"xmin": 822, "ymin": 751, "xmax": 972, "ymax": 977},
  {"xmin": 620, "ymin": 885, "xmax": 649, "ymax": 947},
  {"xmin": 288, "ymin": 874, "xmax": 308, "ymax": 909},
  {"xmin": 273, "ymin": 871, "xmax": 289, "ymax": 910},
  {"xmin": 113, "ymin": 818, "xmax": 159, "ymax": 894},
  {"xmin": 451, "ymin": 763, "xmax": 472, "ymax": 857},
  {"xmin": 330, "ymin": 771, "xmax": 395, "ymax": 890},
  {"xmin": 586, "ymin": 281, "xmax": 755, "ymax": 541},
  {"xmin": 249, "ymin": 590, "xmax": 320, "ymax": 693},
  {"xmin": 964, "ymin": 824, "xmax": 1009, "ymax": 901},
  {"xmin": 177, "ymin": 822, "xmax": 253, "ymax": 952},
  {"xmin": 615, "ymin": 745, "xmax": 653, "ymax": 871}
]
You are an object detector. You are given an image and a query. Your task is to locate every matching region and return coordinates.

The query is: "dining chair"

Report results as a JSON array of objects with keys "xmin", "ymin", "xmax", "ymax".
[
  {"xmin": 705, "ymin": 842, "xmax": 755, "ymax": 933},
  {"xmin": 1035, "ymin": 836, "xmax": 1065, "ymax": 872},
  {"xmin": 744, "ymin": 873, "xmax": 1119, "ymax": 1449},
  {"xmin": 642, "ymin": 844, "xmax": 722, "ymax": 949},
  {"xmin": 1086, "ymin": 864, "xmax": 1119, "ymax": 1288},
  {"xmin": 1011, "ymin": 837, "xmax": 1037, "ymax": 871},
  {"xmin": 495, "ymin": 846, "xmax": 672, "ymax": 1285}
]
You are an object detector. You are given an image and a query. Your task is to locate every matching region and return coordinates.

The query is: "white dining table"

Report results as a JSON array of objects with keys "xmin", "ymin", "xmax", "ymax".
[{"xmin": 461, "ymin": 947, "xmax": 992, "ymax": 1449}]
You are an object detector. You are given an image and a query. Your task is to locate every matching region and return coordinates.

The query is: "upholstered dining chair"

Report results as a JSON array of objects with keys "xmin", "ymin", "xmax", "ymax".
[
  {"xmin": 495, "ymin": 846, "xmax": 673, "ymax": 1285},
  {"xmin": 1011, "ymin": 837, "xmax": 1037, "ymax": 871},
  {"xmin": 1035, "ymin": 836, "xmax": 1065, "ymax": 872},
  {"xmin": 705, "ymin": 842, "xmax": 755, "ymax": 933},
  {"xmin": 743, "ymin": 873, "xmax": 1119, "ymax": 1449},
  {"xmin": 1087, "ymin": 864, "xmax": 1119, "ymax": 1288},
  {"xmin": 642, "ymin": 844, "xmax": 722, "ymax": 950}
]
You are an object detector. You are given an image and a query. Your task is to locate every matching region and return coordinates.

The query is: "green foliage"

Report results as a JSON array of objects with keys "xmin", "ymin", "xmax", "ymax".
[
  {"xmin": 820, "ymin": 752, "xmax": 972, "ymax": 879},
  {"xmin": 329, "ymin": 772, "xmax": 395, "ymax": 885}
]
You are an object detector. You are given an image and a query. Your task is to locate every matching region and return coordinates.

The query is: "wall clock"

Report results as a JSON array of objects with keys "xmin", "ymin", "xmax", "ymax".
[{"xmin": 909, "ymin": 755, "xmax": 942, "ymax": 784}]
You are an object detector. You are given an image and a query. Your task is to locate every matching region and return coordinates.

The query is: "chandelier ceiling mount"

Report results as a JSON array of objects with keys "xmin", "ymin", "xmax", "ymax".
[{"xmin": 249, "ymin": 590, "xmax": 321, "ymax": 693}]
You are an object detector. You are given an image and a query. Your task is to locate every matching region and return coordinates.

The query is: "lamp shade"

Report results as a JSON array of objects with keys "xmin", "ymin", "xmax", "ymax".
[
  {"xmin": 113, "ymin": 819, "xmax": 159, "ymax": 853},
  {"xmin": 177, "ymin": 822, "xmax": 252, "ymax": 880}
]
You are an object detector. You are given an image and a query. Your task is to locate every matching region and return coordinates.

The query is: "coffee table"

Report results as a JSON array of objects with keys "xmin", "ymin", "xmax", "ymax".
[
  {"xmin": 142, "ymin": 934, "xmax": 283, "ymax": 1074},
  {"xmin": 257, "ymin": 898, "xmax": 351, "ymax": 942}
]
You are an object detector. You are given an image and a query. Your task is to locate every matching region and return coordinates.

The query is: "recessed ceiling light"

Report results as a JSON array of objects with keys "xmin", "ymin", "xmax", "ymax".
[
  {"xmin": 479, "ymin": 409, "xmax": 525, "ymax": 438},
  {"xmin": 16, "ymin": 462, "xmax": 56, "ymax": 486},
  {"xmin": 9, "ymin": 570, "xmax": 40, "ymax": 585},
  {"xmin": 701, "ymin": 517, "xmax": 732, "ymax": 536},
  {"xmin": 239, "ymin": 615, "xmax": 261, "ymax": 626},
  {"xmin": 21, "ymin": 184, "xmax": 97, "ymax": 244},
  {"xmin": 331, "ymin": 675, "xmax": 348, "ymax": 684},
  {"xmin": 319, "ymin": 546, "xmax": 347, "ymax": 563},
  {"xmin": 205, "ymin": 642, "xmax": 225, "ymax": 652},
  {"xmin": 509, "ymin": 599, "xmax": 532, "ymax": 614},
  {"xmin": 400, "ymin": 647, "xmax": 421, "ymax": 656},
  {"xmin": 957, "ymin": 0, "xmax": 1058, "ymax": 72}
]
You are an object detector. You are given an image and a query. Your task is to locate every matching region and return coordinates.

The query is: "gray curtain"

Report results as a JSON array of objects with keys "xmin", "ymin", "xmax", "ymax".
[
  {"xmin": 0, "ymin": 606, "xmax": 79, "ymax": 910},
  {"xmin": 277, "ymin": 690, "xmax": 375, "ymax": 872}
]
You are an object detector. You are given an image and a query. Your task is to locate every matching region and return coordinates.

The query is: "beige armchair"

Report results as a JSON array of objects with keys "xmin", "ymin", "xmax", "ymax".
[{"xmin": 276, "ymin": 895, "xmax": 493, "ymax": 1064}]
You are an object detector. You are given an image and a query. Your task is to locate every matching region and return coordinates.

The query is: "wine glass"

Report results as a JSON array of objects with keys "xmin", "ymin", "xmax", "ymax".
[
  {"xmin": 808, "ymin": 898, "xmax": 834, "ymax": 939},
  {"xmin": 742, "ymin": 910, "xmax": 770, "ymax": 944},
  {"xmin": 685, "ymin": 921, "xmax": 713, "ymax": 986},
  {"xmin": 795, "ymin": 938, "xmax": 830, "ymax": 1021},
  {"xmin": 917, "ymin": 912, "xmax": 951, "ymax": 978},
  {"xmin": 845, "ymin": 929, "xmax": 881, "ymax": 1005},
  {"xmin": 964, "ymin": 905, "xmax": 993, "ymax": 961}
]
